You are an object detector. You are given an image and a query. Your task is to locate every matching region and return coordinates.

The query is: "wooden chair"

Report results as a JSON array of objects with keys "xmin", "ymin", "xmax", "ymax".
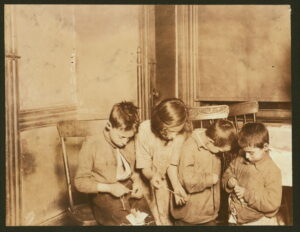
[
  {"xmin": 188, "ymin": 105, "xmax": 230, "ymax": 129},
  {"xmin": 57, "ymin": 120, "xmax": 104, "ymax": 226},
  {"xmin": 228, "ymin": 101, "xmax": 259, "ymax": 132}
]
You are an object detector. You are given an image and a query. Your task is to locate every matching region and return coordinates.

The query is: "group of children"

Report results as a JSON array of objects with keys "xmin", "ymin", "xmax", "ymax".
[{"xmin": 74, "ymin": 98, "xmax": 282, "ymax": 226}]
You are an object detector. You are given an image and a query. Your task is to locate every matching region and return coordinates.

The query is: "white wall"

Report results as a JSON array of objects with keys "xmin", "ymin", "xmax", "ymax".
[{"xmin": 75, "ymin": 5, "xmax": 139, "ymax": 118}]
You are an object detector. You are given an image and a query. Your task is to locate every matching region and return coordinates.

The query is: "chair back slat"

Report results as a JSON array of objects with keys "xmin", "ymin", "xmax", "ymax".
[
  {"xmin": 189, "ymin": 105, "xmax": 229, "ymax": 129},
  {"xmin": 189, "ymin": 105, "xmax": 229, "ymax": 121},
  {"xmin": 228, "ymin": 101, "xmax": 259, "ymax": 132},
  {"xmin": 228, "ymin": 101, "xmax": 259, "ymax": 117}
]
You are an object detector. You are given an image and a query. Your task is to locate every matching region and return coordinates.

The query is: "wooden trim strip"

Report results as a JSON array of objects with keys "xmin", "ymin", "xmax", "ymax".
[
  {"xmin": 5, "ymin": 54, "xmax": 21, "ymax": 59},
  {"xmin": 19, "ymin": 105, "xmax": 77, "ymax": 131},
  {"xmin": 20, "ymin": 105, "xmax": 76, "ymax": 116},
  {"xmin": 195, "ymin": 97, "xmax": 291, "ymax": 102},
  {"xmin": 6, "ymin": 51, "xmax": 21, "ymax": 226},
  {"xmin": 5, "ymin": 5, "xmax": 22, "ymax": 224}
]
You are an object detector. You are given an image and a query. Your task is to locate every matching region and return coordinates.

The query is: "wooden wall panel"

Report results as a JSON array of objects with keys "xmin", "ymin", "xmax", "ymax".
[
  {"xmin": 15, "ymin": 5, "xmax": 77, "ymax": 110},
  {"xmin": 194, "ymin": 5, "xmax": 291, "ymax": 102}
]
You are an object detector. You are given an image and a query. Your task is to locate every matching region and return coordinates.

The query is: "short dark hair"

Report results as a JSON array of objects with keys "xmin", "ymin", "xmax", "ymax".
[
  {"xmin": 238, "ymin": 122, "xmax": 269, "ymax": 149},
  {"xmin": 109, "ymin": 101, "xmax": 139, "ymax": 131},
  {"xmin": 151, "ymin": 98, "xmax": 189, "ymax": 139},
  {"xmin": 206, "ymin": 119, "xmax": 236, "ymax": 147}
]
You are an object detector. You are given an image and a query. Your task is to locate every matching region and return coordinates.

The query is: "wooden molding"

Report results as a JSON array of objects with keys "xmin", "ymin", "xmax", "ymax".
[
  {"xmin": 6, "ymin": 54, "xmax": 21, "ymax": 226},
  {"xmin": 5, "ymin": 5, "xmax": 22, "ymax": 225},
  {"xmin": 176, "ymin": 6, "xmax": 198, "ymax": 107},
  {"xmin": 19, "ymin": 105, "xmax": 77, "ymax": 131},
  {"xmin": 138, "ymin": 5, "xmax": 156, "ymax": 120}
]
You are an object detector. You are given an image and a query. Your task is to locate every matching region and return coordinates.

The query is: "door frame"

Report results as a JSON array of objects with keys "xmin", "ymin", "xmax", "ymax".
[
  {"xmin": 176, "ymin": 5, "xmax": 198, "ymax": 107},
  {"xmin": 138, "ymin": 5, "xmax": 156, "ymax": 121},
  {"xmin": 5, "ymin": 5, "xmax": 22, "ymax": 226}
]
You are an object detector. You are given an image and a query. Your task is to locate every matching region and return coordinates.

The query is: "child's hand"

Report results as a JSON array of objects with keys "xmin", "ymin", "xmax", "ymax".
[
  {"xmin": 228, "ymin": 177, "xmax": 238, "ymax": 188},
  {"xmin": 150, "ymin": 173, "xmax": 164, "ymax": 189},
  {"xmin": 109, "ymin": 182, "xmax": 130, "ymax": 197},
  {"xmin": 174, "ymin": 185, "xmax": 188, "ymax": 206},
  {"xmin": 131, "ymin": 182, "xmax": 143, "ymax": 199},
  {"xmin": 212, "ymin": 174, "xmax": 219, "ymax": 185},
  {"xmin": 234, "ymin": 185, "xmax": 245, "ymax": 199}
]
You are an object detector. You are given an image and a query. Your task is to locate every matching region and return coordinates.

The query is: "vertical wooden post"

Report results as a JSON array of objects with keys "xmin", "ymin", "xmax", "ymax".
[
  {"xmin": 5, "ymin": 5, "xmax": 22, "ymax": 226},
  {"xmin": 176, "ymin": 5, "xmax": 198, "ymax": 107},
  {"xmin": 138, "ymin": 5, "xmax": 156, "ymax": 121}
]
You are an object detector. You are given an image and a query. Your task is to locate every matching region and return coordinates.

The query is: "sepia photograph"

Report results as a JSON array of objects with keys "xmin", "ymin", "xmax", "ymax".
[{"xmin": 4, "ymin": 3, "xmax": 295, "ymax": 229}]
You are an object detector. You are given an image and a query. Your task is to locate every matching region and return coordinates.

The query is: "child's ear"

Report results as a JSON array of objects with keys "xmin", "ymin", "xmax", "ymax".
[
  {"xmin": 106, "ymin": 121, "xmax": 112, "ymax": 131},
  {"xmin": 263, "ymin": 143, "xmax": 269, "ymax": 151}
]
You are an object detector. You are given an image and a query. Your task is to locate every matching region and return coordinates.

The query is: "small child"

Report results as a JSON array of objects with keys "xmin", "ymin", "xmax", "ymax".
[
  {"xmin": 222, "ymin": 122, "xmax": 282, "ymax": 225},
  {"xmin": 171, "ymin": 119, "xmax": 236, "ymax": 225}
]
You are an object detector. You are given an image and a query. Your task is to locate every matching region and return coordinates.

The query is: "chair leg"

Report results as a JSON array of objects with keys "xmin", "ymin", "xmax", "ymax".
[{"xmin": 234, "ymin": 116, "xmax": 238, "ymax": 132}]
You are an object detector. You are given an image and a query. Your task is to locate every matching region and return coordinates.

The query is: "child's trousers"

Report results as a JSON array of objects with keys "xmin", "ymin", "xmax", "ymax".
[{"xmin": 91, "ymin": 179, "xmax": 155, "ymax": 225}]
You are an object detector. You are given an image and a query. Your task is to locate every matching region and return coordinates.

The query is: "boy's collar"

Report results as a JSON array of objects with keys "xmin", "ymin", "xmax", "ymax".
[
  {"xmin": 103, "ymin": 128, "xmax": 117, "ymax": 149},
  {"xmin": 192, "ymin": 128, "xmax": 209, "ymax": 150}
]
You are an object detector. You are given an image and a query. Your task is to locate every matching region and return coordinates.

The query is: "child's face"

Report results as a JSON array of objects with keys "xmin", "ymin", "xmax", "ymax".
[
  {"xmin": 243, "ymin": 146, "xmax": 266, "ymax": 163},
  {"xmin": 108, "ymin": 127, "xmax": 135, "ymax": 148}
]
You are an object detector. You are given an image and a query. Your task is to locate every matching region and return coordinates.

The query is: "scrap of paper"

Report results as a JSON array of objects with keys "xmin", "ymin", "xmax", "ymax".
[{"xmin": 126, "ymin": 209, "xmax": 148, "ymax": 225}]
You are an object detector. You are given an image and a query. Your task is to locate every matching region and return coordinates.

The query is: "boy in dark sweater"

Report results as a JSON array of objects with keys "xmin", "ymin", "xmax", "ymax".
[{"xmin": 222, "ymin": 122, "xmax": 282, "ymax": 225}]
